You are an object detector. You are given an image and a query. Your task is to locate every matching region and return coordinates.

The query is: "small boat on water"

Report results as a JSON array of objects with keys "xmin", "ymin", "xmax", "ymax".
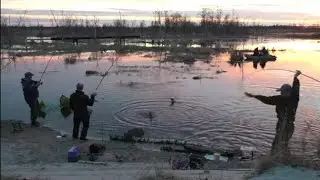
[{"xmin": 244, "ymin": 54, "xmax": 277, "ymax": 61}]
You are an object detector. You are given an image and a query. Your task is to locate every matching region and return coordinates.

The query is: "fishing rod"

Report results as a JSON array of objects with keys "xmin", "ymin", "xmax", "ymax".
[
  {"xmin": 242, "ymin": 68, "xmax": 320, "ymax": 84},
  {"xmin": 39, "ymin": 55, "xmax": 54, "ymax": 82},
  {"xmin": 95, "ymin": 56, "xmax": 118, "ymax": 90},
  {"xmin": 262, "ymin": 68, "xmax": 320, "ymax": 83},
  {"xmin": 1, "ymin": 59, "xmax": 13, "ymax": 71}
]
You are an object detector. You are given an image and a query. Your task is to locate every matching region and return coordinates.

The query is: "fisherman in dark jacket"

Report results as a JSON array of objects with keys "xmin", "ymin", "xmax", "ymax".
[
  {"xmin": 245, "ymin": 70, "xmax": 301, "ymax": 156},
  {"xmin": 70, "ymin": 83, "xmax": 97, "ymax": 140},
  {"xmin": 21, "ymin": 72, "xmax": 42, "ymax": 127}
]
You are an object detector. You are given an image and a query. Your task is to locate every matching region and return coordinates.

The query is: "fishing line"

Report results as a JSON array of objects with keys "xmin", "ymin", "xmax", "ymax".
[
  {"xmin": 38, "ymin": 55, "xmax": 61, "ymax": 118},
  {"xmin": 94, "ymin": 49, "xmax": 119, "ymax": 144},
  {"xmin": 95, "ymin": 62, "xmax": 114, "ymax": 90},
  {"xmin": 242, "ymin": 68, "xmax": 320, "ymax": 84}
]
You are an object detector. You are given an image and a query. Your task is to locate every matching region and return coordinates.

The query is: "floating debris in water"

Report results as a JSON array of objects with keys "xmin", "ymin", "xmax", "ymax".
[
  {"xmin": 216, "ymin": 70, "xmax": 227, "ymax": 74},
  {"xmin": 170, "ymin": 98, "xmax": 176, "ymax": 105},
  {"xmin": 64, "ymin": 55, "xmax": 77, "ymax": 64},
  {"xmin": 202, "ymin": 76, "xmax": 216, "ymax": 79},
  {"xmin": 143, "ymin": 53, "xmax": 153, "ymax": 58},
  {"xmin": 210, "ymin": 64, "xmax": 219, "ymax": 67},
  {"xmin": 128, "ymin": 81, "xmax": 135, "ymax": 87},
  {"xmin": 193, "ymin": 76, "xmax": 201, "ymax": 80},
  {"xmin": 85, "ymin": 70, "xmax": 100, "ymax": 76}
]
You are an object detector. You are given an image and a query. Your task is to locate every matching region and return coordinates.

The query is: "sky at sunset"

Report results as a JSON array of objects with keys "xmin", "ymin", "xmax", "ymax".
[{"xmin": 1, "ymin": 0, "xmax": 320, "ymax": 26}]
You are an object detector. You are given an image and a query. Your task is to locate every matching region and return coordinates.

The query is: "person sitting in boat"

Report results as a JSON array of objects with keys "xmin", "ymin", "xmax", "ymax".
[
  {"xmin": 261, "ymin": 47, "xmax": 269, "ymax": 56},
  {"xmin": 253, "ymin": 47, "xmax": 259, "ymax": 56}
]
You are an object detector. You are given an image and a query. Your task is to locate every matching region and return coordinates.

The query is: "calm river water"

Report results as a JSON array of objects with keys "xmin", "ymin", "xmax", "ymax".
[{"xmin": 1, "ymin": 38, "xmax": 320, "ymax": 156}]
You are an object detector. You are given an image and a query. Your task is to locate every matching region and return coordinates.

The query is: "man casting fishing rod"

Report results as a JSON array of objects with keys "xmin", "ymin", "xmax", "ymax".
[
  {"xmin": 245, "ymin": 70, "xmax": 301, "ymax": 157},
  {"xmin": 70, "ymin": 83, "xmax": 97, "ymax": 141},
  {"xmin": 21, "ymin": 72, "xmax": 43, "ymax": 127}
]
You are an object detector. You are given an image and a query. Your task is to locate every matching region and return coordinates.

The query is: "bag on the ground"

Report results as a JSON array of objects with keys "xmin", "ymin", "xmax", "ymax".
[{"xmin": 60, "ymin": 95, "xmax": 72, "ymax": 118}]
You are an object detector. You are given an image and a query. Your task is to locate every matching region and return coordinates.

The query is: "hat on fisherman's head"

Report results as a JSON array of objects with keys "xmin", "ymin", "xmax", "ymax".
[
  {"xmin": 276, "ymin": 84, "xmax": 292, "ymax": 96},
  {"xmin": 24, "ymin": 72, "xmax": 34, "ymax": 77}
]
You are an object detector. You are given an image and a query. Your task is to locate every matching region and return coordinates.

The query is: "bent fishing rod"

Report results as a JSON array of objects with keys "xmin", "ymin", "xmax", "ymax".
[
  {"xmin": 1, "ymin": 54, "xmax": 17, "ymax": 71},
  {"xmin": 1, "ymin": 59, "xmax": 13, "ymax": 71},
  {"xmin": 262, "ymin": 69, "xmax": 320, "ymax": 83},
  {"xmin": 95, "ymin": 56, "xmax": 118, "ymax": 90},
  {"xmin": 242, "ymin": 68, "xmax": 320, "ymax": 84},
  {"xmin": 39, "ymin": 55, "xmax": 54, "ymax": 82}
]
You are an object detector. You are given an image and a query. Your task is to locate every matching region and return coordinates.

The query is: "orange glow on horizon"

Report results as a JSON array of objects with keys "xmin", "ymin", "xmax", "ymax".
[{"xmin": 2, "ymin": 13, "xmax": 320, "ymax": 26}]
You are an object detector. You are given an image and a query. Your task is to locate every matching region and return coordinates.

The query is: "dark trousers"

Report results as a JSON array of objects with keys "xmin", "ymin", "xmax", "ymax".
[
  {"xmin": 27, "ymin": 99, "xmax": 39, "ymax": 123},
  {"xmin": 73, "ymin": 116, "xmax": 90, "ymax": 139},
  {"xmin": 271, "ymin": 122, "xmax": 294, "ymax": 157}
]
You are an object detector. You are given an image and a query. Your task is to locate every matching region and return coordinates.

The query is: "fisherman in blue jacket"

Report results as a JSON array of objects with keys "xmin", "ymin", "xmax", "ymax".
[{"xmin": 21, "ymin": 72, "xmax": 42, "ymax": 127}]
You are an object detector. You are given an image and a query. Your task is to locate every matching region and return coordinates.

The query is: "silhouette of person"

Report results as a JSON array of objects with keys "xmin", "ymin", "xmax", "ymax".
[{"xmin": 245, "ymin": 70, "xmax": 302, "ymax": 157}]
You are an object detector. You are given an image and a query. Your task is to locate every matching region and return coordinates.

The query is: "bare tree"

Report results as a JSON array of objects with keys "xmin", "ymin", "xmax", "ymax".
[
  {"xmin": 16, "ymin": 10, "xmax": 27, "ymax": 27},
  {"xmin": 92, "ymin": 16, "xmax": 99, "ymax": 38},
  {"xmin": 139, "ymin": 20, "xmax": 145, "ymax": 36},
  {"xmin": 216, "ymin": 8, "xmax": 223, "ymax": 26},
  {"xmin": 1, "ymin": 17, "xmax": 9, "ymax": 27}
]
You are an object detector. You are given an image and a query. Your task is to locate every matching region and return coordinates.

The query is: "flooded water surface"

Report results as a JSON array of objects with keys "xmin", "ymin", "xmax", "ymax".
[{"xmin": 1, "ymin": 38, "xmax": 320, "ymax": 156}]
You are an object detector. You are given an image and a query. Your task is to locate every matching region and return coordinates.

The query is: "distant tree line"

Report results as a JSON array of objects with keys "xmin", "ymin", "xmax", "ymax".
[{"xmin": 1, "ymin": 8, "xmax": 320, "ymax": 46}]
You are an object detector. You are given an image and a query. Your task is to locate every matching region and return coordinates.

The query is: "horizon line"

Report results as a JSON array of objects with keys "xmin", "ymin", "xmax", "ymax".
[{"xmin": 1, "ymin": 7, "xmax": 320, "ymax": 26}]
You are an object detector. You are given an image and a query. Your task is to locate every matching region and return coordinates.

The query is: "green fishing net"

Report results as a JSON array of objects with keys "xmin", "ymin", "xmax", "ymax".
[{"xmin": 60, "ymin": 95, "xmax": 72, "ymax": 118}]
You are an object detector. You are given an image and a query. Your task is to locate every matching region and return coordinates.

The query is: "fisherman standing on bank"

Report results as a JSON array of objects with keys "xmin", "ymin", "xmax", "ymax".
[
  {"xmin": 21, "ymin": 72, "xmax": 42, "ymax": 127},
  {"xmin": 245, "ymin": 70, "xmax": 301, "ymax": 157},
  {"xmin": 70, "ymin": 83, "xmax": 97, "ymax": 140}
]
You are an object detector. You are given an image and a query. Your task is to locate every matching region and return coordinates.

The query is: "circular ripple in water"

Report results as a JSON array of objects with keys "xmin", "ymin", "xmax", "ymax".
[
  {"xmin": 112, "ymin": 96, "xmax": 276, "ymax": 148},
  {"xmin": 113, "ymin": 97, "xmax": 223, "ymax": 134}
]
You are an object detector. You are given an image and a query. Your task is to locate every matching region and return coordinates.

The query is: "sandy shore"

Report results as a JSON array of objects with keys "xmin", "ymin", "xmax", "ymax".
[
  {"xmin": 2, "ymin": 120, "xmax": 320, "ymax": 180},
  {"xmin": 1, "ymin": 120, "xmax": 257, "ymax": 179},
  {"xmin": 0, "ymin": 120, "xmax": 177, "ymax": 165}
]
